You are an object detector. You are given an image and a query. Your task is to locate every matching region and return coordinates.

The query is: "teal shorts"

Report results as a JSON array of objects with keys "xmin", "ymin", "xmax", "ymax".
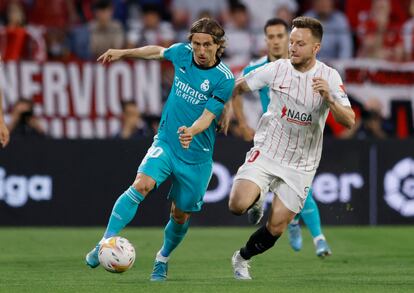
[{"xmin": 138, "ymin": 139, "xmax": 213, "ymax": 212}]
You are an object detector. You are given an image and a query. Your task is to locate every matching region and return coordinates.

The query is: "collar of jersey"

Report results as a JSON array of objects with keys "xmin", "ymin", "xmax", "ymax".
[
  {"xmin": 192, "ymin": 57, "xmax": 221, "ymax": 70},
  {"xmin": 290, "ymin": 60, "xmax": 320, "ymax": 76}
]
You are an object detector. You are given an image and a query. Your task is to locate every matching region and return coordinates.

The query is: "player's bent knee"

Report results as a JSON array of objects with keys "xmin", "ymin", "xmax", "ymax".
[
  {"xmin": 266, "ymin": 222, "xmax": 286, "ymax": 236},
  {"xmin": 228, "ymin": 198, "xmax": 246, "ymax": 215},
  {"xmin": 171, "ymin": 213, "xmax": 190, "ymax": 224},
  {"xmin": 171, "ymin": 208, "xmax": 191, "ymax": 224},
  {"xmin": 132, "ymin": 175, "xmax": 155, "ymax": 196},
  {"xmin": 170, "ymin": 202, "xmax": 191, "ymax": 224}
]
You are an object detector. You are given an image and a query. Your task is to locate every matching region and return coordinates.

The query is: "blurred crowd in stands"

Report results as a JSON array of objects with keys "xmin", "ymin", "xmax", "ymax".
[
  {"xmin": 2, "ymin": 0, "xmax": 414, "ymax": 63},
  {"xmin": 1, "ymin": 0, "xmax": 413, "ymax": 140}
]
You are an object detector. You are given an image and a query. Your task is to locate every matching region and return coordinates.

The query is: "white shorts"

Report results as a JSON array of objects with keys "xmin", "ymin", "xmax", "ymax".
[{"xmin": 234, "ymin": 148, "xmax": 315, "ymax": 213}]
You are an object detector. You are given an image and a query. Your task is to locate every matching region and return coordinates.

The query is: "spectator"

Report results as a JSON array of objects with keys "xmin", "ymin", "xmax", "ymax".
[
  {"xmin": 224, "ymin": 3, "xmax": 254, "ymax": 68},
  {"xmin": 114, "ymin": 101, "xmax": 150, "ymax": 139},
  {"xmin": 45, "ymin": 27, "xmax": 72, "ymax": 61},
  {"xmin": 346, "ymin": 0, "xmax": 410, "ymax": 31},
  {"xmin": 352, "ymin": 98, "xmax": 392, "ymax": 139},
  {"xmin": 357, "ymin": 0, "xmax": 404, "ymax": 61},
  {"xmin": 143, "ymin": 114, "xmax": 161, "ymax": 136},
  {"xmin": 275, "ymin": 4, "xmax": 297, "ymax": 27},
  {"xmin": 0, "ymin": 2, "xmax": 27, "ymax": 60},
  {"xmin": 171, "ymin": 0, "xmax": 229, "ymax": 41},
  {"xmin": 239, "ymin": 0, "xmax": 297, "ymax": 34},
  {"xmin": 89, "ymin": 0, "xmax": 124, "ymax": 59},
  {"xmin": 305, "ymin": 0, "xmax": 353, "ymax": 60},
  {"xmin": 8, "ymin": 99, "xmax": 46, "ymax": 138},
  {"xmin": 28, "ymin": 0, "xmax": 78, "ymax": 28},
  {"xmin": 402, "ymin": 0, "xmax": 414, "ymax": 60},
  {"xmin": 127, "ymin": 4, "xmax": 175, "ymax": 48},
  {"xmin": 0, "ymin": 1, "xmax": 46, "ymax": 61}
]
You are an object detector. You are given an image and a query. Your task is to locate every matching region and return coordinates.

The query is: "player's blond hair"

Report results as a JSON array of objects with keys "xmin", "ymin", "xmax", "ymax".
[
  {"xmin": 292, "ymin": 16, "xmax": 323, "ymax": 42},
  {"xmin": 188, "ymin": 18, "xmax": 226, "ymax": 57}
]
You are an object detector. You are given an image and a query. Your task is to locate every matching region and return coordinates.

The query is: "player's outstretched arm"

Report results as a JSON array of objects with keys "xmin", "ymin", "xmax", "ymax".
[
  {"xmin": 97, "ymin": 46, "xmax": 165, "ymax": 63},
  {"xmin": 312, "ymin": 77, "xmax": 355, "ymax": 129},
  {"xmin": 232, "ymin": 90, "xmax": 255, "ymax": 141},
  {"xmin": 217, "ymin": 102, "xmax": 232, "ymax": 136},
  {"xmin": 226, "ymin": 77, "xmax": 255, "ymax": 140},
  {"xmin": 0, "ymin": 55, "xmax": 10, "ymax": 148},
  {"xmin": 178, "ymin": 109, "xmax": 216, "ymax": 149}
]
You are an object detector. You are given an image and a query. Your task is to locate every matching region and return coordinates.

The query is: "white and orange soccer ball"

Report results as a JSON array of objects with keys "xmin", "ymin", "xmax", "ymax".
[{"xmin": 98, "ymin": 236, "xmax": 136, "ymax": 273}]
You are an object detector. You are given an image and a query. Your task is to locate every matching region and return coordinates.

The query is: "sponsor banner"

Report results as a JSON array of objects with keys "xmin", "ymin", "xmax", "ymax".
[
  {"xmin": 0, "ymin": 61, "xmax": 162, "ymax": 138},
  {"xmin": 311, "ymin": 139, "xmax": 370, "ymax": 225},
  {"xmin": 330, "ymin": 59, "xmax": 414, "ymax": 120},
  {"xmin": 1, "ymin": 59, "xmax": 414, "ymax": 139},
  {"xmin": 0, "ymin": 138, "xmax": 414, "ymax": 226},
  {"xmin": 376, "ymin": 140, "xmax": 414, "ymax": 224}
]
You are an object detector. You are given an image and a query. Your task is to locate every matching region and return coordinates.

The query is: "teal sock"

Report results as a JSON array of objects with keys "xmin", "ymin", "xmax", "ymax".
[
  {"xmin": 160, "ymin": 216, "xmax": 190, "ymax": 257},
  {"xmin": 104, "ymin": 186, "xmax": 145, "ymax": 238},
  {"xmin": 293, "ymin": 214, "xmax": 300, "ymax": 223},
  {"xmin": 300, "ymin": 189, "xmax": 322, "ymax": 238}
]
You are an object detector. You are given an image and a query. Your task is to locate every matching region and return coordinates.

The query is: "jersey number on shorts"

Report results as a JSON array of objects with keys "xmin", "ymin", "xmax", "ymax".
[
  {"xmin": 247, "ymin": 150, "xmax": 260, "ymax": 163},
  {"xmin": 142, "ymin": 146, "xmax": 164, "ymax": 164}
]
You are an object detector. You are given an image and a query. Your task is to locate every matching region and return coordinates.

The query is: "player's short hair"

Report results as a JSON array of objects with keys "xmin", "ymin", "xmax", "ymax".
[
  {"xmin": 264, "ymin": 18, "xmax": 289, "ymax": 34},
  {"xmin": 188, "ymin": 18, "xmax": 226, "ymax": 57},
  {"xmin": 292, "ymin": 16, "xmax": 323, "ymax": 42}
]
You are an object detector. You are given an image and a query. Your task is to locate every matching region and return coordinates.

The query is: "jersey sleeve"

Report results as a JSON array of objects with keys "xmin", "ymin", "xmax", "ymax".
[
  {"xmin": 205, "ymin": 77, "xmax": 235, "ymax": 117},
  {"xmin": 162, "ymin": 43, "xmax": 187, "ymax": 63},
  {"xmin": 244, "ymin": 62, "xmax": 275, "ymax": 92},
  {"xmin": 329, "ymin": 69, "xmax": 351, "ymax": 107}
]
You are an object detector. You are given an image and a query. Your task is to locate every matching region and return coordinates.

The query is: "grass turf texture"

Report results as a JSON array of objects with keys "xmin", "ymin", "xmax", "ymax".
[{"xmin": 0, "ymin": 227, "xmax": 413, "ymax": 293}]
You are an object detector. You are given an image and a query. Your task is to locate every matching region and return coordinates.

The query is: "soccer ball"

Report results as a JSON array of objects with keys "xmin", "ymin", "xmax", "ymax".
[{"xmin": 98, "ymin": 236, "xmax": 136, "ymax": 273}]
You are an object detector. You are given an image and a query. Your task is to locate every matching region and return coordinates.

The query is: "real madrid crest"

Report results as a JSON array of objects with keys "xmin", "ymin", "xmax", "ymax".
[{"xmin": 201, "ymin": 79, "xmax": 210, "ymax": 92}]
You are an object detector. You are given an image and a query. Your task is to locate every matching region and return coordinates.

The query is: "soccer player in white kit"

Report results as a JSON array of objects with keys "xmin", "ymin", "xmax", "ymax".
[{"xmin": 229, "ymin": 16, "xmax": 355, "ymax": 280}]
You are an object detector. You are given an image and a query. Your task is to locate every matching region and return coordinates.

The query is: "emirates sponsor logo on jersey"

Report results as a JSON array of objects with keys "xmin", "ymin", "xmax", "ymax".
[
  {"xmin": 174, "ymin": 76, "xmax": 208, "ymax": 104},
  {"xmin": 281, "ymin": 105, "xmax": 312, "ymax": 126}
]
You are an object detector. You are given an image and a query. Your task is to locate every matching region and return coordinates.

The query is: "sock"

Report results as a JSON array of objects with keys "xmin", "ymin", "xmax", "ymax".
[
  {"xmin": 103, "ymin": 186, "xmax": 145, "ymax": 238},
  {"xmin": 290, "ymin": 215, "xmax": 300, "ymax": 225},
  {"xmin": 239, "ymin": 225, "xmax": 280, "ymax": 260},
  {"xmin": 159, "ymin": 216, "xmax": 190, "ymax": 260},
  {"xmin": 313, "ymin": 234, "xmax": 326, "ymax": 246},
  {"xmin": 300, "ymin": 189, "xmax": 323, "ymax": 239}
]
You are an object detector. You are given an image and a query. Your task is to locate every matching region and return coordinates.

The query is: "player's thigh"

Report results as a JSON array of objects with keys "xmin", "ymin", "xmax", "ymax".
[
  {"xmin": 136, "ymin": 140, "xmax": 173, "ymax": 193},
  {"xmin": 231, "ymin": 151, "xmax": 273, "ymax": 211},
  {"xmin": 270, "ymin": 178, "xmax": 306, "ymax": 214},
  {"xmin": 229, "ymin": 179, "xmax": 261, "ymax": 212},
  {"xmin": 169, "ymin": 160, "xmax": 213, "ymax": 213}
]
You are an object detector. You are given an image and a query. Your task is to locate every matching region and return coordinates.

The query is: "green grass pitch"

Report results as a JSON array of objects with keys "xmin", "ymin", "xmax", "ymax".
[{"xmin": 0, "ymin": 227, "xmax": 413, "ymax": 293}]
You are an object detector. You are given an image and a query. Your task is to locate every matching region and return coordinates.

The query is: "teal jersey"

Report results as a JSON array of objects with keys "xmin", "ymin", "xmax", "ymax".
[
  {"xmin": 158, "ymin": 43, "xmax": 235, "ymax": 164},
  {"xmin": 242, "ymin": 56, "xmax": 270, "ymax": 112}
]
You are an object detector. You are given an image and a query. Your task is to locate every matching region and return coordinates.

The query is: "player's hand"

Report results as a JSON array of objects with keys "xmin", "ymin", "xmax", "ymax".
[
  {"xmin": 178, "ymin": 126, "xmax": 193, "ymax": 149},
  {"xmin": 97, "ymin": 49, "xmax": 124, "ymax": 63},
  {"xmin": 312, "ymin": 78, "xmax": 334, "ymax": 103},
  {"xmin": 217, "ymin": 104, "xmax": 231, "ymax": 135},
  {"xmin": 0, "ymin": 120, "xmax": 10, "ymax": 148}
]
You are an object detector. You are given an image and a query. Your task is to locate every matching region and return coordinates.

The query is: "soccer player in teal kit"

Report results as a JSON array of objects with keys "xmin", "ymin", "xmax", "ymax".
[{"xmin": 85, "ymin": 18, "xmax": 234, "ymax": 281}]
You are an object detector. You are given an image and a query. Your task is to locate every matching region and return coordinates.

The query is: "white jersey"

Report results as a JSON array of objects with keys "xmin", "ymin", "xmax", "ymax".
[{"xmin": 245, "ymin": 59, "xmax": 351, "ymax": 173}]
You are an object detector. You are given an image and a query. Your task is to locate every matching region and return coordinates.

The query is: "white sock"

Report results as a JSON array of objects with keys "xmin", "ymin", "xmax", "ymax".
[
  {"xmin": 313, "ymin": 234, "xmax": 326, "ymax": 246},
  {"xmin": 156, "ymin": 250, "xmax": 169, "ymax": 263}
]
